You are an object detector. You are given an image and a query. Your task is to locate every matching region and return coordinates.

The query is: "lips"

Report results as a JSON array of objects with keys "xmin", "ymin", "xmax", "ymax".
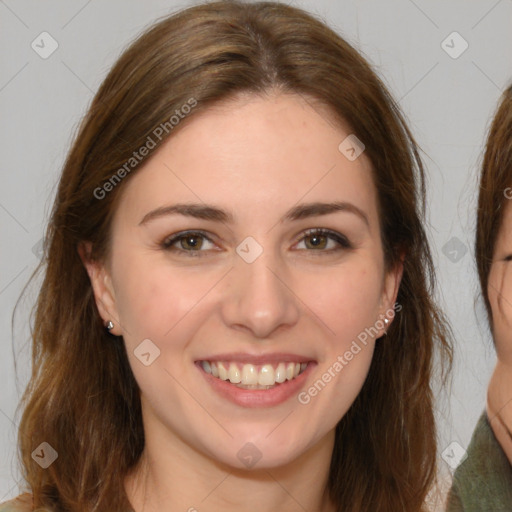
[
  {"xmin": 195, "ymin": 352, "xmax": 316, "ymax": 401},
  {"xmin": 196, "ymin": 354, "xmax": 317, "ymax": 408}
]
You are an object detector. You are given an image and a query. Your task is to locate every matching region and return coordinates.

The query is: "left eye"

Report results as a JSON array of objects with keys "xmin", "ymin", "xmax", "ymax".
[{"xmin": 295, "ymin": 228, "xmax": 351, "ymax": 251}]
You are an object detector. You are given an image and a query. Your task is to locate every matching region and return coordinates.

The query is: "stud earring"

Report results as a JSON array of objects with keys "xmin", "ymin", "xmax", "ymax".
[
  {"xmin": 382, "ymin": 317, "xmax": 390, "ymax": 336},
  {"xmin": 106, "ymin": 320, "xmax": 115, "ymax": 332}
]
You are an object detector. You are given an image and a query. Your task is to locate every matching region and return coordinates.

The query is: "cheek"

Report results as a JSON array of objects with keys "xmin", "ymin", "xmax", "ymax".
[
  {"xmin": 296, "ymin": 264, "xmax": 380, "ymax": 422},
  {"xmin": 112, "ymin": 252, "xmax": 198, "ymax": 343},
  {"xmin": 308, "ymin": 262, "xmax": 383, "ymax": 339}
]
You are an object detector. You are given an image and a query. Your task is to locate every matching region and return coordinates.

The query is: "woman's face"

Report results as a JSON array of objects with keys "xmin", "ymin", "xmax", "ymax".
[
  {"xmin": 84, "ymin": 93, "xmax": 401, "ymax": 470},
  {"xmin": 489, "ymin": 199, "xmax": 512, "ymax": 364}
]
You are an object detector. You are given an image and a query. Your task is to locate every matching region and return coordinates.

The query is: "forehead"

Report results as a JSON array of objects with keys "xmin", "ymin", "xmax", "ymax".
[{"xmin": 114, "ymin": 92, "xmax": 379, "ymax": 227}]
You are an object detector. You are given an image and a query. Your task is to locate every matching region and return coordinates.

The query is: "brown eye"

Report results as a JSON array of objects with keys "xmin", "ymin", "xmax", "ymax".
[
  {"xmin": 161, "ymin": 231, "xmax": 215, "ymax": 256},
  {"xmin": 178, "ymin": 234, "xmax": 204, "ymax": 250},
  {"xmin": 304, "ymin": 232, "xmax": 329, "ymax": 250},
  {"xmin": 297, "ymin": 229, "xmax": 352, "ymax": 252}
]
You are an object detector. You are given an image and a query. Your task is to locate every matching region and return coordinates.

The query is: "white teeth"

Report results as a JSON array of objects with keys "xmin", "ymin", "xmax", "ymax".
[
  {"xmin": 275, "ymin": 363, "xmax": 287, "ymax": 383},
  {"xmin": 286, "ymin": 362, "xmax": 295, "ymax": 380},
  {"xmin": 228, "ymin": 362, "xmax": 241, "ymax": 383},
  {"xmin": 258, "ymin": 364, "xmax": 275, "ymax": 386},
  {"xmin": 242, "ymin": 364, "xmax": 259, "ymax": 385},
  {"xmin": 218, "ymin": 362, "xmax": 228, "ymax": 381},
  {"xmin": 202, "ymin": 360, "xmax": 308, "ymax": 387}
]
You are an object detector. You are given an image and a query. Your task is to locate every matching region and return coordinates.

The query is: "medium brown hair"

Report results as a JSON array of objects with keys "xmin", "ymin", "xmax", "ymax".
[
  {"xmin": 476, "ymin": 85, "xmax": 512, "ymax": 324},
  {"xmin": 13, "ymin": 2, "xmax": 452, "ymax": 510}
]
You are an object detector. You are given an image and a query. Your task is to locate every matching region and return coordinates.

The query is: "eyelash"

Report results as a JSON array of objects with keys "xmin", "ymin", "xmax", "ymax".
[{"xmin": 160, "ymin": 228, "xmax": 352, "ymax": 257}]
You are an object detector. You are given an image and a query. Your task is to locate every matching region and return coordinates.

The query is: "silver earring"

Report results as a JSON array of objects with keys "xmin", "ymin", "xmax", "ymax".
[
  {"xmin": 382, "ymin": 317, "xmax": 389, "ymax": 337},
  {"xmin": 106, "ymin": 320, "xmax": 114, "ymax": 331}
]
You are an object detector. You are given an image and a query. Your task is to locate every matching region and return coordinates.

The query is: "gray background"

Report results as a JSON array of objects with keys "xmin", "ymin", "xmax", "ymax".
[{"xmin": 1, "ymin": 0, "xmax": 511, "ymax": 503}]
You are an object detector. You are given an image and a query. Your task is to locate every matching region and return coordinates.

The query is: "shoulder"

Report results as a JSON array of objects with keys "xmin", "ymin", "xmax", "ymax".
[
  {"xmin": 446, "ymin": 411, "xmax": 512, "ymax": 510},
  {"xmin": 0, "ymin": 493, "xmax": 33, "ymax": 512}
]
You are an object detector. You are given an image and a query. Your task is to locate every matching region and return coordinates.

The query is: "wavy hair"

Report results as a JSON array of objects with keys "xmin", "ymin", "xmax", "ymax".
[{"xmin": 12, "ymin": 2, "xmax": 452, "ymax": 510}]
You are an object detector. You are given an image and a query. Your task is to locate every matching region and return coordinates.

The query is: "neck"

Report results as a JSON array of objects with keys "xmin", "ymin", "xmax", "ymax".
[
  {"xmin": 124, "ymin": 422, "xmax": 337, "ymax": 512},
  {"xmin": 487, "ymin": 361, "xmax": 512, "ymax": 466}
]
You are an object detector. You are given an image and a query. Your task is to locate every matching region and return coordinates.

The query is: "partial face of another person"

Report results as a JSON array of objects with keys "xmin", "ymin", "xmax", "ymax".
[
  {"xmin": 84, "ymin": 93, "xmax": 401, "ymax": 469},
  {"xmin": 487, "ymin": 196, "xmax": 512, "ymax": 464},
  {"xmin": 488, "ymin": 199, "xmax": 512, "ymax": 365}
]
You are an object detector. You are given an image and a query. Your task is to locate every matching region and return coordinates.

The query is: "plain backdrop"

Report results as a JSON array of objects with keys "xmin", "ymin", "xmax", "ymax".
[{"xmin": 1, "ymin": 0, "xmax": 512, "ymax": 503}]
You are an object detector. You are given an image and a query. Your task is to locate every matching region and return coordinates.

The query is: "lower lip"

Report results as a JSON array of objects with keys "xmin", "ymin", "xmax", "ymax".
[{"xmin": 196, "ymin": 362, "xmax": 316, "ymax": 408}]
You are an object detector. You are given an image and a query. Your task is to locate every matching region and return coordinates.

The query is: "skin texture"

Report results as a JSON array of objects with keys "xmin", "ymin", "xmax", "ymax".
[
  {"xmin": 80, "ymin": 92, "xmax": 402, "ymax": 512},
  {"xmin": 487, "ymin": 199, "xmax": 512, "ymax": 465}
]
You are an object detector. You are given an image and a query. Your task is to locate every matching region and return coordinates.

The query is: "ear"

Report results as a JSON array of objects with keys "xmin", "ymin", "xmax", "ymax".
[
  {"xmin": 77, "ymin": 241, "xmax": 123, "ymax": 336},
  {"xmin": 377, "ymin": 256, "xmax": 404, "ymax": 336}
]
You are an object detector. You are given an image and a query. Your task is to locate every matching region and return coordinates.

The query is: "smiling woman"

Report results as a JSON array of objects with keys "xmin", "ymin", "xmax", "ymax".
[{"xmin": 3, "ymin": 2, "xmax": 452, "ymax": 512}]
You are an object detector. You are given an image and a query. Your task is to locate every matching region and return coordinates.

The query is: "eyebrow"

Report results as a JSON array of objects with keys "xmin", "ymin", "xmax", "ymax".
[{"xmin": 139, "ymin": 201, "xmax": 370, "ymax": 227}]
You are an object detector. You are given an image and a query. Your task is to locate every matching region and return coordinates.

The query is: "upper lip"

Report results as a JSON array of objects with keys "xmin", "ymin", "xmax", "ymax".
[{"xmin": 196, "ymin": 352, "xmax": 315, "ymax": 365}]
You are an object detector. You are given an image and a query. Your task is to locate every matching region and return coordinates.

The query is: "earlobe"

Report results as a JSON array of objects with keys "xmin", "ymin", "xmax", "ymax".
[{"xmin": 77, "ymin": 242, "xmax": 122, "ymax": 335}]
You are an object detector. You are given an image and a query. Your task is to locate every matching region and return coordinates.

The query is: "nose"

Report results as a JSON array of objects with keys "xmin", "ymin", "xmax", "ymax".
[{"xmin": 220, "ymin": 246, "xmax": 300, "ymax": 339}]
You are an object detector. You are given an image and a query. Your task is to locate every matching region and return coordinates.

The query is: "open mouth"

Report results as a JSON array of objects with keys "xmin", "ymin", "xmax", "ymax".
[{"xmin": 198, "ymin": 360, "xmax": 310, "ymax": 390}]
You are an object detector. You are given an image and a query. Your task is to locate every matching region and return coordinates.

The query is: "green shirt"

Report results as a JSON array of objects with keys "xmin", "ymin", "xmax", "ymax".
[{"xmin": 446, "ymin": 411, "xmax": 512, "ymax": 511}]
